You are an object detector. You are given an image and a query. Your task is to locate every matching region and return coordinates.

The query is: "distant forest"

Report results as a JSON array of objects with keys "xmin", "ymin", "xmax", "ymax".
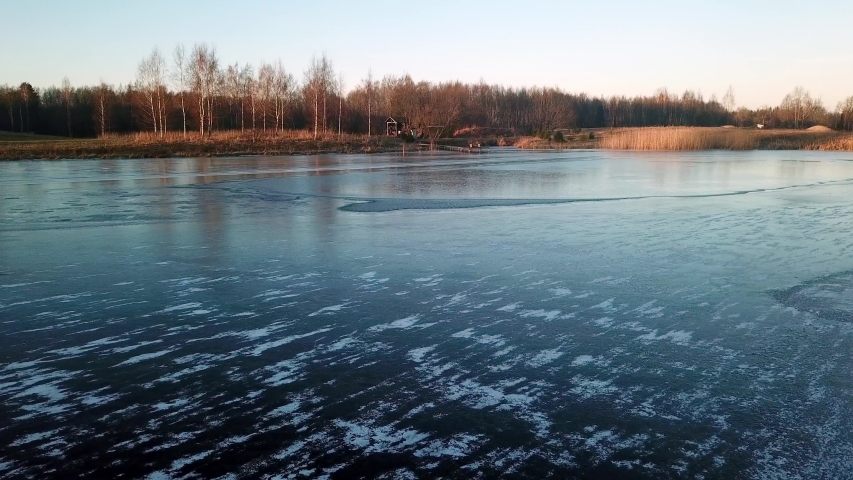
[{"xmin": 3, "ymin": 44, "xmax": 853, "ymax": 138}]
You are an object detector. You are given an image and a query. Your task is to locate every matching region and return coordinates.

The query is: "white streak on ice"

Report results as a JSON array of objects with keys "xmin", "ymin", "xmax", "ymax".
[
  {"xmin": 308, "ymin": 304, "xmax": 348, "ymax": 317},
  {"xmin": 252, "ymin": 328, "xmax": 332, "ymax": 356},
  {"xmin": 118, "ymin": 349, "xmax": 174, "ymax": 366},
  {"xmin": 369, "ymin": 315, "xmax": 431, "ymax": 332}
]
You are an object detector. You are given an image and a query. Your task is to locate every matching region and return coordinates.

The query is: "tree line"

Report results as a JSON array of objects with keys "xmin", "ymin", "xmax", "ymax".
[{"xmin": 3, "ymin": 44, "xmax": 853, "ymax": 138}]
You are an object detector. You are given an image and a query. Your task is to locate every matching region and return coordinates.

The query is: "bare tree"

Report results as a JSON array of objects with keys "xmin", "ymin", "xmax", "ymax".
[
  {"xmin": 172, "ymin": 44, "xmax": 189, "ymax": 137},
  {"xmin": 305, "ymin": 56, "xmax": 323, "ymax": 139},
  {"xmin": 248, "ymin": 68, "xmax": 257, "ymax": 134},
  {"xmin": 136, "ymin": 47, "xmax": 168, "ymax": 136},
  {"xmin": 781, "ymin": 86, "xmax": 820, "ymax": 129},
  {"xmin": 3, "ymin": 86, "xmax": 15, "ymax": 132},
  {"xmin": 337, "ymin": 73, "xmax": 345, "ymax": 138},
  {"xmin": 224, "ymin": 63, "xmax": 242, "ymax": 131},
  {"xmin": 239, "ymin": 64, "xmax": 253, "ymax": 132},
  {"xmin": 722, "ymin": 85, "xmax": 736, "ymax": 113},
  {"xmin": 95, "ymin": 81, "xmax": 111, "ymax": 137},
  {"xmin": 258, "ymin": 62, "xmax": 274, "ymax": 132},
  {"xmin": 321, "ymin": 55, "xmax": 333, "ymax": 134},
  {"xmin": 61, "ymin": 77, "xmax": 73, "ymax": 137},
  {"xmin": 837, "ymin": 96, "xmax": 853, "ymax": 131},
  {"xmin": 365, "ymin": 69, "xmax": 374, "ymax": 136},
  {"xmin": 18, "ymin": 83, "xmax": 32, "ymax": 132},
  {"xmin": 190, "ymin": 43, "xmax": 219, "ymax": 137},
  {"xmin": 271, "ymin": 61, "xmax": 293, "ymax": 132}
]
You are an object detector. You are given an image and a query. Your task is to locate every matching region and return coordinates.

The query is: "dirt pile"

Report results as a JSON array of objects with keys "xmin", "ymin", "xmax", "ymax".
[{"xmin": 806, "ymin": 125, "xmax": 833, "ymax": 132}]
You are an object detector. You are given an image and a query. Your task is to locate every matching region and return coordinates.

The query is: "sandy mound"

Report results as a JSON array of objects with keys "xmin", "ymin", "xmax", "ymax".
[{"xmin": 806, "ymin": 125, "xmax": 833, "ymax": 132}]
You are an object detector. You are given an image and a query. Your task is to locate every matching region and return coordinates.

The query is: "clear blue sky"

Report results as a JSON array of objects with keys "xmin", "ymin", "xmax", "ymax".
[{"xmin": 3, "ymin": 0, "xmax": 852, "ymax": 109}]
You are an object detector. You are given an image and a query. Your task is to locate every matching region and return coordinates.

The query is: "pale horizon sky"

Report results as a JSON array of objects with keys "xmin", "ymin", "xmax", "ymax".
[{"xmin": 3, "ymin": 0, "xmax": 852, "ymax": 110}]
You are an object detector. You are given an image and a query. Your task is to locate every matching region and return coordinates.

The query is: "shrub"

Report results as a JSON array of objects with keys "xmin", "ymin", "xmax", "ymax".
[{"xmin": 553, "ymin": 131, "xmax": 565, "ymax": 142}]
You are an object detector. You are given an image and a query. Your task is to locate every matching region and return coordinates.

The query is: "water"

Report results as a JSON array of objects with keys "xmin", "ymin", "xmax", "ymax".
[{"xmin": 1, "ymin": 149, "xmax": 852, "ymax": 478}]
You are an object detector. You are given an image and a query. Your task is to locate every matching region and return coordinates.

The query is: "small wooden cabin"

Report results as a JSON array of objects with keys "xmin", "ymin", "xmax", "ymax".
[{"xmin": 386, "ymin": 116, "xmax": 409, "ymax": 136}]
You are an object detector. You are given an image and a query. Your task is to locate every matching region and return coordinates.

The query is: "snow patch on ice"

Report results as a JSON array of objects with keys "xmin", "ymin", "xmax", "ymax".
[
  {"xmin": 334, "ymin": 420, "xmax": 429, "ymax": 453},
  {"xmin": 10, "ymin": 429, "xmax": 59, "ymax": 446},
  {"xmin": 520, "ymin": 309, "xmax": 563, "ymax": 322},
  {"xmin": 269, "ymin": 401, "xmax": 300, "ymax": 417},
  {"xmin": 170, "ymin": 450, "xmax": 213, "ymax": 471},
  {"xmin": 497, "ymin": 302, "xmax": 521, "ymax": 312},
  {"xmin": 408, "ymin": 346, "xmax": 437, "ymax": 363},
  {"xmin": 452, "ymin": 328, "xmax": 475, "ymax": 339},
  {"xmin": 414, "ymin": 434, "xmax": 483, "ymax": 459},
  {"xmin": 637, "ymin": 330, "xmax": 692, "ymax": 346},
  {"xmin": 252, "ymin": 328, "xmax": 332, "ymax": 356},
  {"xmin": 571, "ymin": 376, "xmax": 618, "ymax": 399},
  {"xmin": 571, "ymin": 355, "xmax": 595, "ymax": 366},
  {"xmin": 527, "ymin": 349, "xmax": 563, "ymax": 367}
]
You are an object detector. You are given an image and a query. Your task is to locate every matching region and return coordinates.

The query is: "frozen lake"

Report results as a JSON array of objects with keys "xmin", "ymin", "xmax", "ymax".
[{"xmin": 1, "ymin": 149, "xmax": 853, "ymax": 478}]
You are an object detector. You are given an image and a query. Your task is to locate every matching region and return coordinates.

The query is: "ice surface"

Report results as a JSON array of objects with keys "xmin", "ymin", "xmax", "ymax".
[{"xmin": 3, "ymin": 150, "xmax": 853, "ymax": 478}]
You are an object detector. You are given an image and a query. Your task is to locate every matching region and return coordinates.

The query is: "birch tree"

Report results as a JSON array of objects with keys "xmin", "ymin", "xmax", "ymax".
[
  {"xmin": 272, "ymin": 61, "xmax": 293, "ymax": 132},
  {"xmin": 337, "ymin": 73, "xmax": 345, "ymax": 138},
  {"xmin": 136, "ymin": 47, "xmax": 167, "ymax": 135},
  {"xmin": 364, "ymin": 69, "xmax": 375, "ymax": 136},
  {"xmin": 321, "ymin": 55, "xmax": 333, "ymax": 134},
  {"xmin": 190, "ymin": 43, "xmax": 219, "ymax": 137},
  {"xmin": 172, "ymin": 44, "xmax": 189, "ymax": 137},
  {"xmin": 247, "ymin": 67, "xmax": 257, "ymax": 133},
  {"xmin": 781, "ymin": 87, "xmax": 819, "ymax": 129},
  {"xmin": 225, "ymin": 63, "xmax": 242, "ymax": 130},
  {"xmin": 239, "ymin": 64, "xmax": 254, "ymax": 132},
  {"xmin": 95, "ymin": 81, "xmax": 111, "ymax": 137},
  {"xmin": 258, "ymin": 62, "xmax": 274, "ymax": 131},
  {"xmin": 305, "ymin": 56, "xmax": 323, "ymax": 139}
]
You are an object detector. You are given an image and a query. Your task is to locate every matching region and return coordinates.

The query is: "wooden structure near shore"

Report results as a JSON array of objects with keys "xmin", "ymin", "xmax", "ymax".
[{"xmin": 386, "ymin": 117, "xmax": 410, "ymax": 137}]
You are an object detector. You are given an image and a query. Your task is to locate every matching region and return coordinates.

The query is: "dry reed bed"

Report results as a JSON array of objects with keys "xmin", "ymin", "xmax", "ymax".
[{"xmin": 600, "ymin": 127, "xmax": 853, "ymax": 151}]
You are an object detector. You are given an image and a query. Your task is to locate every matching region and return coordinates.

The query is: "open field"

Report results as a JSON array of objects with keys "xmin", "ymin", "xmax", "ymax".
[
  {"xmin": 600, "ymin": 127, "xmax": 853, "ymax": 150},
  {"xmin": 0, "ymin": 131, "xmax": 405, "ymax": 160}
]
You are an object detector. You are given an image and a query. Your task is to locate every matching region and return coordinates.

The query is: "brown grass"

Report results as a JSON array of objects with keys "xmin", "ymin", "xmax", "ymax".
[
  {"xmin": 0, "ymin": 130, "xmax": 402, "ymax": 160},
  {"xmin": 515, "ymin": 133, "xmax": 599, "ymax": 150},
  {"xmin": 600, "ymin": 127, "xmax": 853, "ymax": 151},
  {"xmin": 805, "ymin": 136, "xmax": 853, "ymax": 151}
]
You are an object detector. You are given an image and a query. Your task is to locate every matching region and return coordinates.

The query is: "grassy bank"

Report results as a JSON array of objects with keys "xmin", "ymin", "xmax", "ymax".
[
  {"xmin": 0, "ymin": 131, "xmax": 404, "ymax": 160},
  {"xmin": 5, "ymin": 127, "xmax": 853, "ymax": 159},
  {"xmin": 600, "ymin": 127, "xmax": 853, "ymax": 150}
]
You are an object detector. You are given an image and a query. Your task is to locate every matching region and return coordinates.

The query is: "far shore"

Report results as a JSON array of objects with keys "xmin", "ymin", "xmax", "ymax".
[{"xmin": 2, "ymin": 127, "xmax": 852, "ymax": 160}]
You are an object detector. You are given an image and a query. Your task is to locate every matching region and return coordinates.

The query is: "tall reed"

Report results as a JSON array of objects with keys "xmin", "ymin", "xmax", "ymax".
[
  {"xmin": 601, "ymin": 127, "xmax": 759, "ymax": 150},
  {"xmin": 600, "ymin": 127, "xmax": 853, "ymax": 151}
]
